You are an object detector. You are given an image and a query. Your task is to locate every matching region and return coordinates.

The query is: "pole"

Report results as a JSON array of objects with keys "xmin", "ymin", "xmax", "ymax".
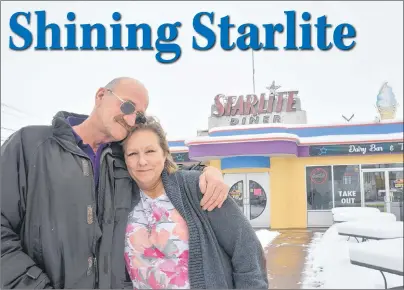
[
  {"xmin": 252, "ymin": 50, "xmax": 256, "ymax": 94},
  {"xmin": 400, "ymin": 191, "xmax": 403, "ymax": 221}
]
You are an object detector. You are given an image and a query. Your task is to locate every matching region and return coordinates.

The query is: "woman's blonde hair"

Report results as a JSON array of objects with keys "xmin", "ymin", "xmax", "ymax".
[{"xmin": 122, "ymin": 116, "xmax": 178, "ymax": 174}]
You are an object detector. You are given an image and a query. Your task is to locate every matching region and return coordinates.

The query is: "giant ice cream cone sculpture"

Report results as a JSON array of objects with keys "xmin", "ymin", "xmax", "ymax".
[
  {"xmin": 376, "ymin": 82, "xmax": 397, "ymax": 120},
  {"xmin": 377, "ymin": 106, "xmax": 396, "ymax": 120}
]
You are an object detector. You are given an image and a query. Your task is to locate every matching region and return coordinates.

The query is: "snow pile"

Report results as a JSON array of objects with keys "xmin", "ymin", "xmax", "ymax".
[
  {"xmin": 349, "ymin": 238, "xmax": 403, "ymax": 273},
  {"xmin": 255, "ymin": 229, "xmax": 280, "ymax": 250},
  {"xmin": 333, "ymin": 211, "xmax": 396, "ymax": 223},
  {"xmin": 301, "ymin": 225, "xmax": 403, "ymax": 289},
  {"xmin": 336, "ymin": 221, "xmax": 403, "ymax": 239},
  {"xmin": 331, "ymin": 207, "xmax": 380, "ymax": 215}
]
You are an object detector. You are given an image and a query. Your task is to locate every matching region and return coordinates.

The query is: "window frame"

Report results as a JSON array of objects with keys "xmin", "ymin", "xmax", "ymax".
[
  {"xmin": 306, "ymin": 163, "xmax": 404, "ymax": 211},
  {"xmin": 332, "ymin": 164, "xmax": 362, "ymax": 208},
  {"xmin": 305, "ymin": 165, "xmax": 334, "ymax": 211}
]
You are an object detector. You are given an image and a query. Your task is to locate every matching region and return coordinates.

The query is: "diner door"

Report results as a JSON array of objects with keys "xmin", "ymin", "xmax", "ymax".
[
  {"xmin": 224, "ymin": 173, "xmax": 270, "ymax": 228},
  {"xmin": 361, "ymin": 168, "xmax": 404, "ymax": 221}
]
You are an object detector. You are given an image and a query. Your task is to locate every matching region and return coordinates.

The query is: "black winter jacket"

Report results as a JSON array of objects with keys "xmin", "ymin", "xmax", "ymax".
[{"xmin": 0, "ymin": 111, "xmax": 204, "ymax": 289}]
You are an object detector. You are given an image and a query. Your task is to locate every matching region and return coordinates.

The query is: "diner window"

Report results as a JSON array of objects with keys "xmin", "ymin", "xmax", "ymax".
[
  {"xmin": 333, "ymin": 165, "xmax": 361, "ymax": 208},
  {"xmin": 361, "ymin": 163, "xmax": 403, "ymax": 169},
  {"xmin": 306, "ymin": 166, "xmax": 333, "ymax": 210}
]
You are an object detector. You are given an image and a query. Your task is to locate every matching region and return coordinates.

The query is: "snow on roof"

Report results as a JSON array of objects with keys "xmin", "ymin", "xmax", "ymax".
[
  {"xmin": 185, "ymin": 133, "xmax": 299, "ymax": 145},
  {"xmin": 209, "ymin": 119, "xmax": 404, "ymax": 133},
  {"xmin": 166, "ymin": 120, "xmax": 403, "ymax": 147},
  {"xmin": 300, "ymin": 132, "xmax": 404, "ymax": 145},
  {"xmin": 183, "ymin": 132, "xmax": 403, "ymax": 146},
  {"xmin": 169, "ymin": 146, "xmax": 189, "ymax": 152}
]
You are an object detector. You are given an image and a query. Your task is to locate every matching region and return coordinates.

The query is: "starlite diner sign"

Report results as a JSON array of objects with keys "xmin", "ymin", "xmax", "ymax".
[
  {"xmin": 208, "ymin": 81, "xmax": 307, "ymax": 129},
  {"xmin": 309, "ymin": 141, "xmax": 404, "ymax": 156}
]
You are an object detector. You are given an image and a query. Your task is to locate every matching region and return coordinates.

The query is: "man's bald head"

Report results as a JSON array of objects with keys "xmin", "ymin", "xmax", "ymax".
[
  {"xmin": 105, "ymin": 77, "xmax": 138, "ymax": 90},
  {"xmin": 91, "ymin": 77, "xmax": 150, "ymax": 142},
  {"xmin": 104, "ymin": 77, "xmax": 149, "ymax": 105}
]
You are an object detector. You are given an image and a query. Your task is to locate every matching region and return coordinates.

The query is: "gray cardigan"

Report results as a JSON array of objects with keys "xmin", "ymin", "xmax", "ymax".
[{"xmin": 131, "ymin": 169, "xmax": 269, "ymax": 289}]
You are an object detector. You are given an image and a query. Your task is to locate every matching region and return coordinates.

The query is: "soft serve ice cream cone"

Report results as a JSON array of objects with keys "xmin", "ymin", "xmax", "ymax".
[
  {"xmin": 377, "ymin": 107, "xmax": 396, "ymax": 120},
  {"xmin": 376, "ymin": 82, "xmax": 398, "ymax": 120}
]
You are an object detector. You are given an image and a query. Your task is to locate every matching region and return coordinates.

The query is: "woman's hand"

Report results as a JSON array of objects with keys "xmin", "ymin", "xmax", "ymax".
[{"xmin": 198, "ymin": 166, "xmax": 229, "ymax": 211}]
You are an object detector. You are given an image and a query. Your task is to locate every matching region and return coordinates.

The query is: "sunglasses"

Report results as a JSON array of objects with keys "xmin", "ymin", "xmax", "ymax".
[{"xmin": 106, "ymin": 89, "xmax": 147, "ymax": 124}]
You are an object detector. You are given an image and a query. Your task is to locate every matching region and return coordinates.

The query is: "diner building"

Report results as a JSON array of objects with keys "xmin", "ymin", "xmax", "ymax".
[{"xmin": 168, "ymin": 82, "xmax": 404, "ymax": 229}]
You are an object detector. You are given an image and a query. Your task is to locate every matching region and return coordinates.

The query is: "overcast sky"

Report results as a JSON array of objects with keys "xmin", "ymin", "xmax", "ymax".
[{"xmin": 1, "ymin": 1, "xmax": 403, "ymax": 142}]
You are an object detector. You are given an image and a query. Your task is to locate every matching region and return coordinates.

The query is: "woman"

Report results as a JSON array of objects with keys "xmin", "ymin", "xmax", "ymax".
[{"xmin": 121, "ymin": 116, "xmax": 268, "ymax": 289}]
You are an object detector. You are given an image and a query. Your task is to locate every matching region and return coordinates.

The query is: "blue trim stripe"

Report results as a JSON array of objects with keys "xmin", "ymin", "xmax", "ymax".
[
  {"xmin": 168, "ymin": 141, "xmax": 186, "ymax": 147},
  {"xmin": 210, "ymin": 122, "xmax": 404, "ymax": 137},
  {"xmin": 221, "ymin": 156, "xmax": 270, "ymax": 170}
]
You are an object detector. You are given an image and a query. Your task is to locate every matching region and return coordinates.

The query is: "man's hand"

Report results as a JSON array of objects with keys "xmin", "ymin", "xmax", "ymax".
[{"xmin": 199, "ymin": 166, "xmax": 229, "ymax": 211}]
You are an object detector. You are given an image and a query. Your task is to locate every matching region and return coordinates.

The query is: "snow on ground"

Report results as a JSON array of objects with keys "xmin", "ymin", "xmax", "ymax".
[
  {"xmin": 255, "ymin": 229, "xmax": 280, "ymax": 250},
  {"xmin": 301, "ymin": 225, "xmax": 403, "ymax": 289}
]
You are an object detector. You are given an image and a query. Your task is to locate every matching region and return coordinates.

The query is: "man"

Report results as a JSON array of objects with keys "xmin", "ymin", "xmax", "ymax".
[{"xmin": 1, "ymin": 77, "xmax": 229, "ymax": 289}]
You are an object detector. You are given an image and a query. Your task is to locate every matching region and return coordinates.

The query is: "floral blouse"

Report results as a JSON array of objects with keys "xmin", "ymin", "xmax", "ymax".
[{"xmin": 124, "ymin": 190, "xmax": 190, "ymax": 289}]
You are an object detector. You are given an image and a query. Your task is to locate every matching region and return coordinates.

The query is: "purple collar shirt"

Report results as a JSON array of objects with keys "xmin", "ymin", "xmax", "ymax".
[{"xmin": 66, "ymin": 116, "xmax": 109, "ymax": 188}]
